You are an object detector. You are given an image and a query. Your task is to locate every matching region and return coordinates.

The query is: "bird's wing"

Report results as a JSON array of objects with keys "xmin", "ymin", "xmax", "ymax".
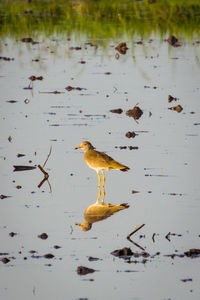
[{"xmin": 85, "ymin": 150, "xmax": 117, "ymax": 169}]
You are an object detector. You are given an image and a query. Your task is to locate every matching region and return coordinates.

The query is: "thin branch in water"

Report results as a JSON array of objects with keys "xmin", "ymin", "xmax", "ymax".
[
  {"xmin": 38, "ymin": 164, "xmax": 49, "ymax": 179},
  {"xmin": 127, "ymin": 224, "xmax": 145, "ymax": 239},
  {"xmin": 152, "ymin": 233, "xmax": 156, "ymax": 243},
  {"xmin": 39, "ymin": 91, "xmax": 64, "ymax": 94},
  {"xmin": 165, "ymin": 232, "xmax": 171, "ymax": 242},
  {"xmin": 43, "ymin": 145, "xmax": 52, "ymax": 168},
  {"xmin": 127, "ymin": 238, "xmax": 145, "ymax": 251}
]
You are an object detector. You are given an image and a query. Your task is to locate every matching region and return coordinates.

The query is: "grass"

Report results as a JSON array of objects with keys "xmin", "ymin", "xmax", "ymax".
[{"xmin": 0, "ymin": 0, "xmax": 200, "ymax": 41}]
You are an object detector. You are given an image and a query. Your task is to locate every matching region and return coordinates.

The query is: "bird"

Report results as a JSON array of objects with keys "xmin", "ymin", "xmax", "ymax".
[
  {"xmin": 75, "ymin": 141, "xmax": 129, "ymax": 187},
  {"xmin": 76, "ymin": 202, "xmax": 129, "ymax": 231}
]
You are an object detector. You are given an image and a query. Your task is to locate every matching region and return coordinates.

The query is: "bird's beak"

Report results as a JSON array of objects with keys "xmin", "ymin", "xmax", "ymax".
[{"xmin": 75, "ymin": 145, "xmax": 81, "ymax": 150}]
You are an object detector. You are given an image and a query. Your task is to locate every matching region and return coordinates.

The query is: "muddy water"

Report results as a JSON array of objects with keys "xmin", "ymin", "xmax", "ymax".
[{"xmin": 0, "ymin": 36, "xmax": 200, "ymax": 299}]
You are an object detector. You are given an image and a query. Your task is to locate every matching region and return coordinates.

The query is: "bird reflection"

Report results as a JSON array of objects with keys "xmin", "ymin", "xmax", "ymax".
[{"xmin": 76, "ymin": 186, "xmax": 129, "ymax": 231}]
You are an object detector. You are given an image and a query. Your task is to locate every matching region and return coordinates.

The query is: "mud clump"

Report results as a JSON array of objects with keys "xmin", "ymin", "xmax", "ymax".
[
  {"xmin": 0, "ymin": 194, "xmax": 10, "ymax": 199},
  {"xmin": 38, "ymin": 233, "xmax": 48, "ymax": 240},
  {"xmin": 77, "ymin": 266, "xmax": 95, "ymax": 275},
  {"xmin": 110, "ymin": 108, "xmax": 123, "ymax": 114},
  {"xmin": 44, "ymin": 253, "xmax": 54, "ymax": 259},
  {"xmin": 167, "ymin": 35, "xmax": 180, "ymax": 47},
  {"xmin": 2, "ymin": 257, "xmax": 10, "ymax": 264},
  {"xmin": 111, "ymin": 247, "xmax": 133, "ymax": 258},
  {"xmin": 69, "ymin": 46, "xmax": 82, "ymax": 50},
  {"xmin": 115, "ymin": 42, "xmax": 128, "ymax": 55},
  {"xmin": 21, "ymin": 37, "xmax": 33, "ymax": 43},
  {"xmin": 88, "ymin": 256, "xmax": 101, "ymax": 262},
  {"xmin": 111, "ymin": 247, "xmax": 149, "ymax": 259},
  {"xmin": 65, "ymin": 86, "xmax": 86, "ymax": 91},
  {"xmin": 9, "ymin": 232, "xmax": 17, "ymax": 237},
  {"xmin": 29, "ymin": 75, "xmax": 43, "ymax": 81},
  {"xmin": 0, "ymin": 56, "xmax": 14, "ymax": 61},
  {"xmin": 54, "ymin": 245, "xmax": 61, "ymax": 249},
  {"xmin": 126, "ymin": 131, "xmax": 136, "ymax": 138},
  {"xmin": 184, "ymin": 249, "xmax": 200, "ymax": 258},
  {"xmin": 168, "ymin": 105, "xmax": 183, "ymax": 113},
  {"xmin": 168, "ymin": 94, "xmax": 178, "ymax": 103},
  {"xmin": 126, "ymin": 106, "xmax": 143, "ymax": 120}
]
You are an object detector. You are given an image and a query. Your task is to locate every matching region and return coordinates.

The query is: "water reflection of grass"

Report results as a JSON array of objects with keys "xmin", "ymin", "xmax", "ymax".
[{"xmin": 0, "ymin": 0, "xmax": 200, "ymax": 41}]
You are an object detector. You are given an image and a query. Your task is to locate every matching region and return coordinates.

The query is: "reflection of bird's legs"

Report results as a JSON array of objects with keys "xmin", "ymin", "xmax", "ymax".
[
  {"xmin": 101, "ymin": 170, "xmax": 105, "ymax": 204},
  {"xmin": 97, "ymin": 171, "xmax": 101, "ymax": 188},
  {"xmin": 102, "ymin": 184, "xmax": 105, "ymax": 204},
  {"xmin": 96, "ymin": 185, "xmax": 101, "ymax": 203},
  {"xmin": 102, "ymin": 170, "xmax": 105, "ymax": 188}
]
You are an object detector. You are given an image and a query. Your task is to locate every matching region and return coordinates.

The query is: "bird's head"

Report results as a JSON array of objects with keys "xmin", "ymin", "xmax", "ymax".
[
  {"xmin": 75, "ymin": 222, "xmax": 92, "ymax": 231},
  {"xmin": 75, "ymin": 141, "xmax": 95, "ymax": 151}
]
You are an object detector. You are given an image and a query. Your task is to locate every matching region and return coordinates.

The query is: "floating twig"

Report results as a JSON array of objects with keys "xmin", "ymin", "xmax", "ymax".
[
  {"xmin": 43, "ymin": 145, "xmax": 52, "ymax": 168},
  {"xmin": 165, "ymin": 232, "xmax": 171, "ymax": 242},
  {"xmin": 127, "ymin": 238, "xmax": 145, "ymax": 251},
  {"xmin": 127, "ymin": 224, "xmax": 146, "ymax": 250},
  {"xmin": 13, "ymin": 165, "xmax": 36, "ymax": 172},
  {"xmin": 127, "ymin": 224, "xmax": 145, "ymax": 239},
  {"xmin": 39, "ymin": 91, "xmax": 64, "ymax": 94},
  {"xmin": 38, "ymin": 164, "xmax": 49, "ymax": 179},
  {"xmin": 37, "ymin": 146, "xmax": 52, "ymax": 192},
  {"xmin": 152, "ymin": 233, "xmax": 156, "ymax": 243}
]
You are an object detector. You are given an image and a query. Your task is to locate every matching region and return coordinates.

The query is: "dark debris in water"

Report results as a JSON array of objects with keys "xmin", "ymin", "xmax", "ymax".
[
  {"xmin": 65, "ymin": 86, "xmax": 86, "ymax": 91},
  {"xmin": 181, "ymin": 278, "xmax": 193, "ymax": 282},
  {"xmin": 126, "ymin": 105, "xmax": 143, "ymax": 120},
  {"xmin": 1, "ymin": 257, "xmax": 10, "ymax": 264},
  {"xmin": 0, "ymin": 56, "xmax": 14, "ymax": 61},
  {"xmin": 38, "ymin": 233, "xmax": 48, "ymax": 240},
  {"xmin": 9, "ymin": 232, "xmax": 17, "ymax": 237},
  {"xmin": 54, "ymin": 245, "xmax": 61, "ymax": 249},
  {"xmin": 168, "ymin": 105, "xmax": 183, "ymax": 112},
  {"xmin": 168, "ymin": 94, "xmax": 178, "ymax": 103},
  {"xmin": 88, "ymin": 256, "xmax": 101, "ymax": 262},
  {"xmin": 115, "ymin": 146, "xmax": 138, "ymax": 150},
  {"xmin": 16, "ymin": 185, "xmax": 22, "ymax": 189},
  {"xmin": 115, "ymin": 42, "xmax": 128, "ymax": 55},
  {"xmin": 165, "ymin": 232, "xmax": 182, "ymax": 241},
  {"xmin": 126, "ymin": 131, "xmax": 136, "ymax": 138},
  {"xmin": 6, "ymin": 100, "xmax": 17, "ymax": 103},
  {"xmin": 166, "ymin": 35, "xmax": 181, "ymax": 47},
  {"xmin": 29, "ymin": 75, "xmax": 43, "ymax": 81},
  {"xmin": 21, "ymin": 37, "xmax": 39, "ymax": 45},
  {"xmin": 16, "ymin": 153, "xmax": 26, "ymax": 157},
  {"xmin": 0, "ymin": 194, "xmax": 11, "ymax": 199},
  {"xmin": 110, "ymin": 108, "xmax": 123, "ymax": 114},
  {"xmin": 69, "ymin": 46, "xmax": 82, "ymax": 50},
  {"xmin": 77, "ymin": 266, "xmax": 96, "ymax": 275},
  {"xmin": 111, "ymin": 247, "xmax": 149, "ymax": 259},
  {"xmin": 184, "ymin": 249, "xmax": 200, "ymax": 258},
  {"xmin": 13, "ymin": 165, "xmax": 36, "ymax": 172},
  {"xmin": 44, "ymin": 253, "xmax": 54, "ymax": 259}
]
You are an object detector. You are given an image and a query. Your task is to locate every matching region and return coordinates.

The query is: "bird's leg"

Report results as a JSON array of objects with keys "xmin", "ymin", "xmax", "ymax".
[
  {"xmin": 97, "ymin": 171, "xmax": 101, "ymax": 188},
  {"xmin": 102, "ymin": 170, "xmax": 105, "ymax": 188},
  {"xmin": 102, "ymin": 183, "xmax": 105, "ymax": 204}
]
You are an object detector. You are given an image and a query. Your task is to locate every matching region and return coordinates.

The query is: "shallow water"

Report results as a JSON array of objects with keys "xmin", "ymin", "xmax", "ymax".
[{"xmin": 0, "ymin": 35, "xmax": 200, "ymax": 299}]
